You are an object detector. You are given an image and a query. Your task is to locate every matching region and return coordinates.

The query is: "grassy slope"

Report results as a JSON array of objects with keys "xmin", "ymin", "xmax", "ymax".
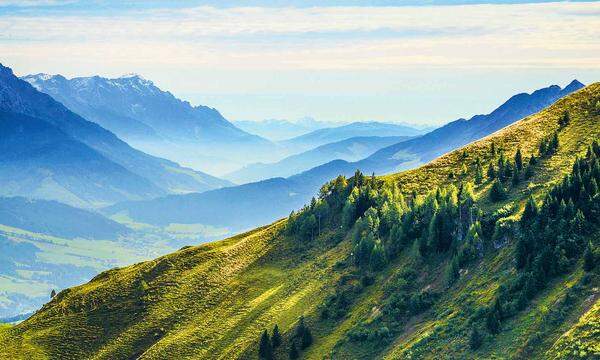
[{"xmin": 1, "ymin": 84, "xmax": 600, "ymax": 359}]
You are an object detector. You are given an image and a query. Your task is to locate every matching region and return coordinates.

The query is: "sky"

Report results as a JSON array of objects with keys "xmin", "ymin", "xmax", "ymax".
[{"xmin": 1, "ymin": 0, "xmax": 599, "ymax": 125}]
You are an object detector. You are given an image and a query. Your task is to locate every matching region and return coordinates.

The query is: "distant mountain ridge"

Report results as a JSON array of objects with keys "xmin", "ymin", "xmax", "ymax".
[
  {"xmin": 225, "ymin": 135, "xmax": 412, "ymax": 184},
  {"xmin": 22, "ymin": 72, "xmax": 277, "ymax": 175},
  {"xmin": 280, "ymin": 121, "xmax": 425, "ymax": 153},
  {"xmin": 0, "ymin": 63, "xmax": 230, "ymax": 207},
  {"xmin": 22, "ymin": 73, "xmax": 261, "ymax": 144},
  {"xmin": 0, "ymin": 196, "xmax": 128, "ymax": 239},
  {"xmin": 233, "ymin": 117, "xmax": 338, "ymax": 141}
]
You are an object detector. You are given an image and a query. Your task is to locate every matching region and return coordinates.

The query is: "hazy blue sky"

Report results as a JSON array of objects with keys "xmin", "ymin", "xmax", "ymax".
[{"xmin": 2, "ymin": 0, "xmax": 599, "ymax": 125}]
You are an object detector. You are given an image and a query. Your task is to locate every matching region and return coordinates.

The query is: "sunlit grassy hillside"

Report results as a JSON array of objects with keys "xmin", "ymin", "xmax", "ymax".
[{"xmin": 1, "ymin": 83, "xmax": 599, "ymax": 359}]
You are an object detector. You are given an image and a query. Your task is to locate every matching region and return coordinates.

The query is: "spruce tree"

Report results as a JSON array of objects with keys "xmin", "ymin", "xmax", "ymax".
[
  {"xmin": 289, "ymin": 343, "xmax": 299, "ymax": 360},
  {"xmin": 489, "ymin": 179, "xmax": 507, "ymax": 202},
  {"xmin": 486, "ymin": 309, "xmax": 501, "ymax": 334},
  {"xmin": 524, "ymin": 164, "xmax": 534, "ymax": 179},
  {"xmin": 521, "ymin": 196, "xmax": 538, "ymax": 225},
  {"xmin": 550, "ymin": 132, "xmax": 559, "ymax": 153},
  {"xmin": 370, "ymin": 242, "xmax": 387, "ymax": 271},
  {"xmin": 558, "ymin": 111, "xmax": 570, "ymax": 127},
  {"xmin": 272, "ymin": 325, "xmax": 282, "ymax": 348},
  {"xmin": 583, "ymin": 242, "xmax": 595, "ymax": 272},
  {"xmin": 259, "ymin": 329, "xmax": 273, "ymax": 360},
  {"xmin": 301, "ymin": 327, "xmax": 313, "ymax": 349},
  {"xmin": 469, "ymin": 326, "xmax": 482, "ymax": 350},
  {"xmin": 295, "ymin": 315, "xmax": 313, "ymax": 350},
  {"xmin": 515, "ymin": 148, "xmax": 523, "ymax": 171},
  {"xmin": 511, "ymin": 168, "xmax": 520, "ymax": 186},
  {"xmin": 487, "ymin": 164, "xmax": 496, "ymax": 180},
  {"xmin": 475, "ymin": 159, "xmax": 484, "ymax": 184}
]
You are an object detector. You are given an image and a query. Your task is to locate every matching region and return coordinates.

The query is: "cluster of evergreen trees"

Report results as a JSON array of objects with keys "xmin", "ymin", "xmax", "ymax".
[
  {"xmin": 481, "ymin": 139, "xmax": 600, "ymax": 337},
  {"xmin": 259, "ymin": 325, "xmax": 281, "ymax": 360},
  {"xmin": 283, "ymin": 111, "xmax": 598, "ymax": 352},
  {"xmin": 258, "ymin": 318, "xmax": 313, "ymax": 360}
]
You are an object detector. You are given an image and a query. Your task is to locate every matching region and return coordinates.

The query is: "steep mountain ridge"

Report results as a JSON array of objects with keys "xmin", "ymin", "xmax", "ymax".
[
  {"xmin": 1, "ymin": 82, "xmax": 598, "ymax": 359},
  {"xmin": 22, "ymin": 73, "xmax": 256, "ymax": 143},
  {"xmin": 0, "ymin": 64, "xmax": 230, "ymax": 206},
  {"xmin": 22, "ymin": 72, "xmax": 277, "ymax": 175}
]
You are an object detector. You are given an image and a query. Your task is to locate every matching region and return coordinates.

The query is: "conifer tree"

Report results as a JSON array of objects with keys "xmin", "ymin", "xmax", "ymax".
[
  {"xmin": 550, "ymin": 132, "xmax": 559, "ymax": 153},
  {"xmin": 469, "ymin": 326, "xmax": 482, "ymax": 350},
  {"xmin": 511, "ymin": 168, "xmax": 520, "ymax": 186},
  {"xmin": 486, "ymin": 309, "xmax": 501, "ymax": 334},
  {"xmin": 289, "ymin": 343, "xmax": 299, "ymax": 360},
  {"xmin": 487, "ymin": 164, "xmax": 496, "ymax": 180},
  {"xmin": 301, "ymin": 327, "xmax": 313, "ymax": 349},
  {"xmin": 515, "ymin": 148, "xmax": 523, "ymax": 171},
  {"xmin": 475, "ymin": 159, "xmax": 484, "ymax": 184},
  {"xmin": 558, "ymin": 111, "xmax": 570, "ymax": 127},
  {"xmin": 583, "ymin": 242, "xmax": 595, "ymax": 272},
  {"xmin": 525, "ymin": 164, "xmax": 534, "ymax": 179},
  {"xmin": 370, "ymin": 242, "xmax": 387, "ymax": 271},
  {"xmin": 521, "ymin": 196, "xmax": 538, "ymax": 226},
  {"xmin": 259, "ymin": 330, "xmax": 273, "ymax": 360},
  {"xmin": 272, "ymin": 325, "xmax": 282, "ymax": 348},
  {"xmin": 446, "ymin": 256, "xmax": 460, "ymax": 285},
  {"xmin": 489, "ymin": 179, "xmax": 507, "ymax": 202},
  {"xmin": 529, "ymin": 154, "xmax": 537, "ymax": 166}
]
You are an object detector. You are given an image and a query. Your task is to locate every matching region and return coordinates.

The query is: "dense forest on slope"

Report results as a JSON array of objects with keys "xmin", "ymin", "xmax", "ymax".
[{"xmin": 1, "ymin": 84, "xmax": 599, "ymax": 359}]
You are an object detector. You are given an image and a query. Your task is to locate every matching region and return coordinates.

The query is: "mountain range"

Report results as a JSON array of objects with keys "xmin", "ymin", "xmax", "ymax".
[
  {"xmin": 0, "ymin": 64, "xmax": 230, "ymax": 207},
  {"xmin": 22, "ymin": 73, "xmax": 277, "ymax": 175},
  {"xmin": 104, "ymin": 80, "xmax": 584, "ymax": 233},
  {"xmin": 279, "ymin": 121, "xmax": 425, "ymax": 154},
  {"xmin": 225, "ymin": 135, "xmax": 413, "ymax": 184},
  {"xmin": 233, "ymin": 117, "xmax": 337, "ymax": 141}
]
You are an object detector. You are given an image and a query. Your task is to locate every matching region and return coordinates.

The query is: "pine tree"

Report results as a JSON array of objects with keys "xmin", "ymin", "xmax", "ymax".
[
  {"xmin": 475, "ymin": 159, "xmax": 484, "ymax": 184},
  {"xmin": 525, "ymin": 164, "xmax": 534, "ymax": 179},
  {"xmin": 489, "ymin": 179, "xmax": 507, "ymax": 202},
  {"xmin": 486, "ymin": 309, "xmax": 501, "ymax": 334},
  {"xmin": 289, "ymin": 343, "xmax": 299, "ymax": 360},
  {"xmin": 521, "ymin": 196, "xmax": 538, "ymax": 226},
  {"xmin": 259, "ymin": 330, "xmax": 273, "ymax": 360},
  {"xmin": 301, "ymin": 327, "xmax": 313, "ymax": 349},
  {"xmin": 370, "ymin": 242, "xmax": 387, "ymax": 271},
  {"xmin": 550, "ymin": 132, "xmax": 559, "ymax": 153},
  {"xmin": 50, "ymin": 289, "xmax": 56, "ymax": 298},
  {"xmin": 295, "ymin": 316, "xmax": 313, "ymax": 350},
  {"xmin": 511, "ymin": 168, "xmax": 520, "ymax": 186},
  {"xmin": 558, "ymin": 111, "xmax": 570, "ymax": 127},
  {"xmin": 447, "ymin": 256, "xmax": 460, "ymax": 285},
  {"xmin": 272, "ymin": 325, "xmax": 282, "ymax": 348},
  {"xmin": 515, "ymin": 148, "xmax": 523, "ymax": 171},
  {"xmin": 583, "ymin": 242, "xmax": 595, "ymax": 272},
  {"xmin": 529, "ymin": 154, "xmax": 537, "ymax": 166},
  {"xmin": 469, "ymin": 326, "xmax": 482, "ymax": 350},
  {"xmin": 487, "ymin": 164, "xmax": 496, "ymax": 180}
]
